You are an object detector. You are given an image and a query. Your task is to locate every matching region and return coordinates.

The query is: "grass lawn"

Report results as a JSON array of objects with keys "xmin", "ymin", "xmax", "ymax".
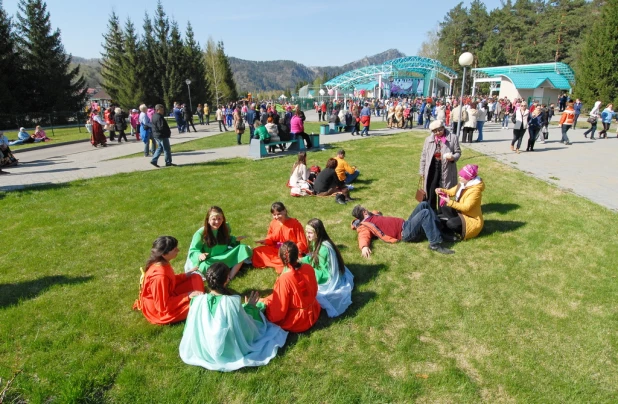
[{"xmin": 1, "ymin": 132, "xmax": 617, "ymax": 402}]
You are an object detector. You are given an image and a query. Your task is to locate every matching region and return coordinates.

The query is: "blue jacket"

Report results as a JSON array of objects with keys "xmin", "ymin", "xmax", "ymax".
[
  {"xmin": 574, "ymin": 102, "xmax": 582, "ymax": 114},
  {"xmin": 601, "ymin": 110, "xmax": 615, "ymax": 123},
  {"xmin": 246, "ymin": 109, "xmax": 256, "ymax": 125},
  {"xmin": 18, "ymin": 130, "xmax": 30, "ymax": 140},
  {"xmin": 173, "ymin": 107, "xmax": 183, "ymax": 121}
]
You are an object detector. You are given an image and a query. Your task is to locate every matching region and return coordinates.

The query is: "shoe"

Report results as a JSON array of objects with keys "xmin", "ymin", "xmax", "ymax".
[
  {"xmin": 565, "ymin": 142, "xmax": 572, "ymax": 145},
  {"xmin": 429, "ymin": 243, "xmax": 455, "ymax": 254},
  {"xmin": 150, "ymin": 162, "xmax": 160, "ymax": 168},
  {"xmin": 590, "ymin": 137, "xmax": 596, "ymax": 140},
  {"xmin": 516, "ymin": 149, "xmax": 520, "ymax": 154},
  {"xmin": 165, "ymin": 163, "xmax": 177, "ymax": 167},
  {"xmin": 510, "ymin": 145, "xmax": 514, "ymax": 151},
  {"xmin": 347, "ymin": 185, "xmax": 355, "ymax": 190},
  {"xmin": 441, "ymin": 233, "xmax": 459, "ymax": 242},
  {"xmin": 0, "ymin": 170, "xmax": 9, "ymax": 175},
  {"xmin": 584, "ymin": 134, "xmax": 588, "ymax": 138}
]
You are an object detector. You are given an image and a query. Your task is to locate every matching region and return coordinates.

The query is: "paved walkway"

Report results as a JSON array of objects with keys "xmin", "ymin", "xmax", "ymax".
[{"xmin": 2, "ymin": 110, "xmax": 617, "ymax": 212}]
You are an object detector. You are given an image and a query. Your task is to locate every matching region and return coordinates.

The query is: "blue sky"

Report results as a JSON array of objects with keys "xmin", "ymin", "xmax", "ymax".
[{"xmin": 5, "ymin": 0, "xmax": 504, "ymax": 66}]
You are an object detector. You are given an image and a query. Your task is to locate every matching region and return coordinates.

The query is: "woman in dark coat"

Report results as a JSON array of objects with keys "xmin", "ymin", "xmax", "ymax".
[{"xmin": 419, "ymin": 119, "xmax": 461, "ymax": 211}]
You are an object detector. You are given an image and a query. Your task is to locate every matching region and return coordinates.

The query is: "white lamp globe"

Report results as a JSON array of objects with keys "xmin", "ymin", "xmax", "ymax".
[
  {"xmin": 459, "ymin": 52, "xmax": 474, "ymax": 67},
  {"xmin": 319, "ymin": 89, "xmax": 325, "ymax": 96}
]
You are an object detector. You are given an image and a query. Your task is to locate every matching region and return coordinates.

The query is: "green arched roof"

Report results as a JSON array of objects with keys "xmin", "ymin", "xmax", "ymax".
[
  {"xmin": 324, "ymin": 56, "xmax": 459, "ymax": 91},
  {"xmin": 472, "ymin": 62, "xmax": 575, "ymax": 89}
]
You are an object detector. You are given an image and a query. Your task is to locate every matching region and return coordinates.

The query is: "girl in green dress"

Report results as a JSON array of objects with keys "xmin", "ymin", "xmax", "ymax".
[{"xmin": 184, "ymin": 206, "xmax": 252, "ymax": 280}]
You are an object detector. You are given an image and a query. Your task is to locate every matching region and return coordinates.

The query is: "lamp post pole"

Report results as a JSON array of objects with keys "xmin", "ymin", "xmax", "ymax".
[
  {"xmin": 185, "ymin": 79, "xmax": 193, "ymax": 114},
  {"xmin": 457, "ymin": 52, "xmax": 474, "ymax": 140}
]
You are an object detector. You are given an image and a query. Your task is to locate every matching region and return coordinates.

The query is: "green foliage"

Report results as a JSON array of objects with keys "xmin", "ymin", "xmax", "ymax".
[
  {"xmin": 100, "ymin": 12, "xmax": 124, "ymax": 104},
  {"xmin": 205, "ymin": 38, "xmax": 238, "ymax": 105},
  {"xmin": 574, "ymin": 0, "xmax": 618, "ymax": 106},
  {"xmin": 13, "ymin": 0, "xmax": 87, "ymax": 112},
  {"xmin": 183, "ymin": 22, "xmax": 209, "ymax": 108},
  {"xmin": 0, "ymin": 0, "xmax": 19, "ymax": 113}
]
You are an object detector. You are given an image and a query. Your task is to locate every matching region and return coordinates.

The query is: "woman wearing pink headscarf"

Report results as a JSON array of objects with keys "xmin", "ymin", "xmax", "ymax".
[{"xmin": 435, "ymin": 164, "xmax": 485, "ymax": 241}]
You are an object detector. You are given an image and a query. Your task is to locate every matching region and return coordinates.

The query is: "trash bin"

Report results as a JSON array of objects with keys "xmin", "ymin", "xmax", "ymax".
[{"xmin": 320, "ymin": 124, "xmax": 329, "ymax": 135}]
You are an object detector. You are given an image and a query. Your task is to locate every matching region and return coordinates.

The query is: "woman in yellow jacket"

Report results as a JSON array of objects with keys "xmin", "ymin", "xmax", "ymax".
[{"xmin": 435, "ymin": 164, "xmax": 485, "ymax": 240}]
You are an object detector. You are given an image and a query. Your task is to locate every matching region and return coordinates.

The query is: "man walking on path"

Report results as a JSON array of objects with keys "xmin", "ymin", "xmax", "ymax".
[{"xmin": 151, "ymin": 104, "xmax": 175, "ymax": 167}]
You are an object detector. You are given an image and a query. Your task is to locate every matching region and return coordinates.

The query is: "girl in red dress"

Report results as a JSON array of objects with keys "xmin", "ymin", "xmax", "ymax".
[
  {"xmin": 260, "ymin": 241, "xmax": 320, "ymax": 332},
  {"xmin": 252, "ymin": 202, "xmax": 308, "ymax": 274},
  {"xmin": 133, "ymin": 236, "xmax": 204, "ymax": 325}
]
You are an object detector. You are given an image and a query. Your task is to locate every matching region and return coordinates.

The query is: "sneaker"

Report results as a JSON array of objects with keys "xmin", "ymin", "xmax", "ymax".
[
  {"xmin": 564, "ymin": 142, "xmax": 572, "ymax": 145},
  {"xmin": 429, "ymin": 243, "xmax": 455, "ymax": 254},
  {"xmin": 165, "ymin": 163, "xmax": 177, "ymax": 167},
  {"xmin": 441, "ymin": 233, "xmax": 460, "ymax": 242},
  {"xmin": 347, "ymin": 184, "xmax": 355, "ymax": 190},
  {"xmin": 150, "ymin": 162, "xmax": 160, "ymax": 168}
]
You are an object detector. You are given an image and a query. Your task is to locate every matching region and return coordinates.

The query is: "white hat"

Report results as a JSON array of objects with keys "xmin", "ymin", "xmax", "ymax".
[
  {"xmin": 428, "ymin": 120, "xmax": 444, "ymax": 131},
  {"xmin": 19, "ymin": 127, "xmax": 25, "ymax": 131}
]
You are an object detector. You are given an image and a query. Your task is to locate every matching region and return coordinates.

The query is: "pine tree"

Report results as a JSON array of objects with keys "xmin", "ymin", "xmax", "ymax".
[
  {"xmin": 140, "ymin": 13, "xmax": 158, "ymax": 106},
  {"xmin": 115, "ymin": 19, "xmax": 144, "ymax": 109},
  {"xmin": 152, "ymin": 1, "xmax": 170, "ymax": 106},
  {"xmin": 477, "ymin": 34, "xmax": 507, "ymax": 67},
  {"xmin": 0, "ymin": 0, "xmax": 20, "ymax": 113},
  {"xmin": 164, "ymin": 20, "xmax": 185, "ymax": 109},
  {"xmin": 217, "ymin": 41, "xmax": 238, "ymax": 101},
  {"xmin": 15, "ymin": 0, "xmax": 86, "ymax": 112},
  {"xmin": 100, "ymin": 11, "xmax": 124, "ymax": 103},
  {"xmin": 183, "ymin": 22, "xmax": 209, "ymax": 109},
  {"xmin": 574, "ymin": 0, "xmax": 618, "ymax": 106}
]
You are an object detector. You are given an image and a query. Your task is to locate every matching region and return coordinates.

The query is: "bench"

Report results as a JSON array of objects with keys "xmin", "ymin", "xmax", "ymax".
[{"xmin": 249, "ymin": 134, "xmax": 320, "ymax": 159}]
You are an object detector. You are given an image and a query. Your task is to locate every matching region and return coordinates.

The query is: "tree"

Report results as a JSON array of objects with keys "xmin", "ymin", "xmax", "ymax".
[
  {"xmin": 217, "ymin": 41, "xmax": 238, "ymax": 101},
  {"xmin": 477, "ymin": 34, "xmax": 507, "ymax": 67},
  {"xmin": 417, "ymin": 27, "xmax": 440, "ymax": 60},
  {"xmin": 183, "ymin": 22, "xmax": 209, "ymax": 108},
  {"xmin": 115, "ymin": 19, "xmax": 145, "ymax": 109},
  {"xmin": 100, "ymin": 11, "xmax": 125, "ymax": 104},
  {"xmin": 574, "ymin": 0, "xmax": 618, "ymax": 106},
  {"xmin": 152, "ymin": 1, "xmax": 170, "ymax": 106},
  {"xmin": 205, "ymin": 37, "xmax": 228, "ymax": 106},
  {"xmin": 140, "ymin": 13, "xmax": 159, "ymax": 106},
  {"xmin": 0, "ymin": 0, "xmax": 20, "ymax": 113},
  {"xmin": 15, "ymin": 0, "xmax": 86, "ymax": 112},
  {"xmin": 164, "ymin": 20, "xmax": 185, "ymax": 109}
]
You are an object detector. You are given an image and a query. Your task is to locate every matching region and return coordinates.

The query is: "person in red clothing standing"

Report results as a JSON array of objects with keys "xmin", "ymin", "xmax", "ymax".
[
  {"xmin": 133, "ymin": 236, "xmax": 204, "ymax": 325},
  {"xmin": 259, "ymin": 241, "xmax": 320, "ymax": 332}
]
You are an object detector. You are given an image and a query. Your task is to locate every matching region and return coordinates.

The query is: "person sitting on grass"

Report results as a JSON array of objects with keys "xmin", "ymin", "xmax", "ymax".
[
  {"xmin": 435, "ymin": 164, "xmax": 485, "ymax": 241},
  {"xmin": 0, "ymin": 131, "xmax": 18, "ymax": 166},
  {"xmin": 313, "ymin": 158, "xmax": 354, "ymax": 204},
  {"xmin": 133, "ymin": 236, "xmax": 204, "ymax": 325},
  {"xmin": 252, "ymin": 202, "xmax": 308, "ymax": 274},
  {"xmin": 300, "ymin": 218, "xmax": 354, "ymax": 318},
  {"xmin": 9, "ymin": 127, "xmax": 42, "ymax": 145},
  {"xmin": 179, "ymin": 262, "xmax": 288, "ymax": 372},
  {"xmin": 258, "ymin": 241, "xmax": 321, "ymax": 332},
  {"xmin": 33, "ymin": 126, "xmax": 52, "ymax": 141},
  {"xmin": 334, "ymin": 149, "xmax": 359, "ymax": 189},
  {"xmin": 289, "ymin": 151, "xmax": 313, "ymax": 196},
  {"xmin": 350, "ymin": 203, "xmax": 455, "ymax": 257},
  {"xmin": 185, "ymin": 206, "xmax": 252, "ymax": 281}
]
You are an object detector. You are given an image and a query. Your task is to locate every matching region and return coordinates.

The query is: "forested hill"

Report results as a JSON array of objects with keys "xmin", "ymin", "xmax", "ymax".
[{"xmin": 230, "ymin": 49, "xmax": 406, "ymax": 92}]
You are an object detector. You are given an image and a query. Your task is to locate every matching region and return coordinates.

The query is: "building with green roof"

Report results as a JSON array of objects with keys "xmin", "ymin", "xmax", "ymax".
[{"xmin": 471, "ymin": 62, "xmax": 575, "ymax": 105}]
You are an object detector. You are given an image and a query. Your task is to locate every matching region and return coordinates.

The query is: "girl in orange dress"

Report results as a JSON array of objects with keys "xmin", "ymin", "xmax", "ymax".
[
  {"xmin": 259, "ymin": 241, "xmax": 320, "ymax": 332},
  {"xmin": 252, "ymin": 202, "xmax": 308, "ymax": 274},
  {"xmin": 133, "ymin": 236, "xmax": 204, "ymax": 325}
]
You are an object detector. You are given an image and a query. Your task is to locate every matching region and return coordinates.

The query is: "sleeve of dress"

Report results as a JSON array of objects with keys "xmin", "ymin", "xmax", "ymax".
[
  {"xmin": 294, "ymin": 220, "xmax": 308, "ymax": 255},
  {"xmin": 448, "ymin": 187, "xmax": 481, "ymax": 215},
  {"xmin": 263, "ymin": 277, "xmax": 289, "ymax": 324},
  {"xmin": 188, "ymin": 229, "xmax": 204, "ymax": 269},
  {"xmin": 264, "ymin": 221, "xmax": 279, "ymax": 246},
  {"xmin": 242, "ymin": 303, "xmax": 263, "ymax": 323},
  {"xmin": 301, "ymin": 165, "xmax": 308, "ymax": 182},
  {"xmin": 314, "ymin": 245, "xmax": 331, "ymax": 284},
  {"xmin": 451, "ymin": 135, "xmax": 461, "ymax": 162},
  {"xmin": 150, "ymin": 276, "xmax": 188, "ymax": 315}
]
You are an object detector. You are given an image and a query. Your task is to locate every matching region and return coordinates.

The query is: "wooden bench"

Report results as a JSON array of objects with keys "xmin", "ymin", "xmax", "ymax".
[{"xmin": 249, "ymin": 134, "xmax": 320, "ymax": 159}]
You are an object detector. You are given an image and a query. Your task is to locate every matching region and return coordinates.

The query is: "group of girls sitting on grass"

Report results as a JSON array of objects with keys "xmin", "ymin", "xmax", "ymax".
[
  {"xmin": 133, "ymin": 202, "xmax": 354, "ymax": 372},
  {"xmin": 287, "ymin": 151, "xmax": 353, "ymax": 202}
]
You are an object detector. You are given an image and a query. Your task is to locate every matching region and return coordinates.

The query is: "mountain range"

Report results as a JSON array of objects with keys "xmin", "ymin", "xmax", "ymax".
[{"xmin": 71, "ymin": 48, "xmax": 406, "ymax": 92}]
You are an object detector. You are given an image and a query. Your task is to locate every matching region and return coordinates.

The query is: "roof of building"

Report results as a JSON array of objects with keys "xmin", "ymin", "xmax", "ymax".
[
  {"xmin": 472, "ymin": 62, "xmax": 575, "ymax": 90},
  {"xmin": 498, "ymin": 72, "xmax": 572, "ymax": 90},
  {"xmin": 355, "ymin": 81, "xmax": 378, "ymax": 90},
  {"xmin": 89, "ymin": 89, "xmax": 111, "ymax": 100}
]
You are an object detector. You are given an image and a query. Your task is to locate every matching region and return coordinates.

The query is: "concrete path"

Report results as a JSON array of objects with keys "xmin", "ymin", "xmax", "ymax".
[{"xmin": 2, "ymin": 109, "xmax": 617, "ymax": 212}]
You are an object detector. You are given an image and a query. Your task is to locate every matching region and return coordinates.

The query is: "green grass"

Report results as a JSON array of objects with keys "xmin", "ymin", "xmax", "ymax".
[{"xmin": 1, "ymin": 132, "xmax": 617, "ymax": 402}]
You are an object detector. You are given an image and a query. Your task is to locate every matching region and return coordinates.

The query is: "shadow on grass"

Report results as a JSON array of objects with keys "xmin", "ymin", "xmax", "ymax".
[
  {"xmin": 175, "ymin": 151, "xmax": 216, "ymax": 156},
  {"xmin": 482, "ymin": 202, "xmax": 520, "ymax": 215},
  {"xmin": 0, "ymin": 181, "xmax": 74, "ymax": 193},
  {"xmin": 0, "ymin": 275, "xmax": 94, "ymax": 308},
  {"xmin": 479, "ymin": 219, "xmax": 526, "ymax": 237}
]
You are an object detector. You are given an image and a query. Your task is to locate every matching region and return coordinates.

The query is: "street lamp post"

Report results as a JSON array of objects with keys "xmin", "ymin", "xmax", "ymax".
[
  {"xmin": 185, "ymin": 79, "xmax": 193, "ymax": 114},
  {"xmin": 457, "ymin": 52, "xmax": 474, "ymax": 140}
]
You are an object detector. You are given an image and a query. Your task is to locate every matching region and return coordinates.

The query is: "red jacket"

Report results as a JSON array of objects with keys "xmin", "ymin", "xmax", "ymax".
[{"xmin": 351, "ymin": 211, "xmax": 399, "ymax": 251}]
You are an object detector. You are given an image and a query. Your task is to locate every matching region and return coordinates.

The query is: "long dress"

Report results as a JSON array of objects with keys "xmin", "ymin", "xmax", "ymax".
[
  {"xmin": 184, "ymin": 225, "xmax": 252, "ymax": 276},
  {"xmin": 179, "ymin": 294, "xmax": 288, "ymax": 372},
  {"xmin": 259, "ymin": 263, "xmax": 320, "ymax": 332},
  {"xmin": 90, "ymin": 115, "xmax": 107, "ymax": 146},
  {"xmin": 134, "ymin": 262, "xmax": 205, "ymax": 325},
  {"xmin": 252, "ymin": 218, "xmax": 308, "ymax": 274},
  {"xmin": 300, "ymin": 241, "xmax": 354, "ymax": 318}
]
